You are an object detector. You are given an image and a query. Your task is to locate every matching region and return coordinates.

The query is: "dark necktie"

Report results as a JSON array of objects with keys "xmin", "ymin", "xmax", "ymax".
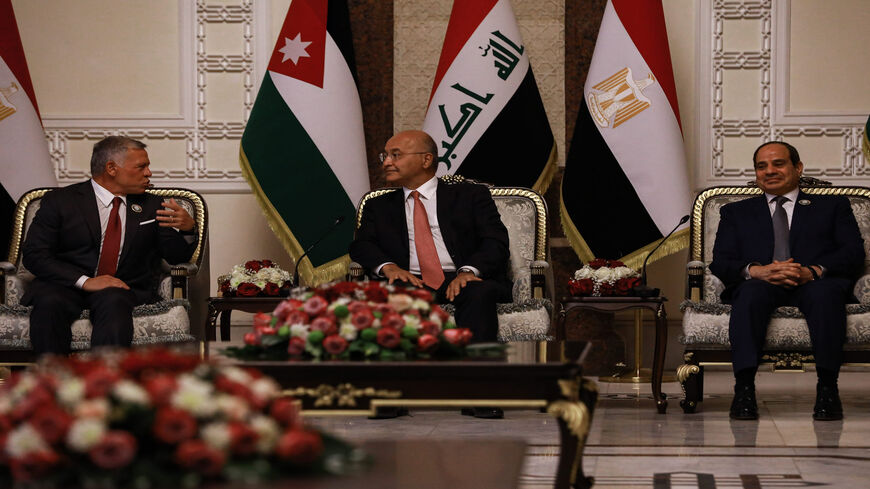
[
  {"xmin": 97, "ymin": 197, "xmax": 122, "ymax": 276},
  {"xmin": 772, "ymin": 195, "xmax": 790, "ymax": 261},
  {"xmin": 411, "ymin": 191, "xmax": 445, "ymax": 289}
]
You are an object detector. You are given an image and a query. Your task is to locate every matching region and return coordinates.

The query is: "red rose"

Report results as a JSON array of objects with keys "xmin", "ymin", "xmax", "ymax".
[
  {"xmin": 376, "ymin": 327, "xmax": 401, "ymax": 349},
  {"xmin": 258, "ymin": 325, "xmax": 278, "ymax": 336},
  {"xmin": 588, "ymin": 258, "xmax": 608, "ymax": 269},
  {"xmin": 568, "ymin": 278, "xmax": 594, "ymax": 296},
  {"xmin": 419, "ymin": 320, "xmax": 440, "ymax": 336},
  {"xmin": 269, "ymin": 398, "xmax": 300, "ymax": 428},
  {"xmin": 442, "ymin": 328, "xmax": 471, "ymax": 346},
  {"xmin": 283, "ymin": 309, "xmax": 309, "ymax": 326},
  {"xmin": 408, "ymin": 288, "xmax": 433, "ymax": 302},
  {"xmin": 215, "ymin": 377, "xmax": 257, "ymax": 407},
  {"xmin": 219, "ymin": 280, "xmax": 231, "ymax": 296},
  {"xmin": 615, "ymin": 277, "xmax": 635, "ymax": 295},
  {"xmin": 322, "ymin": 335, "xmax": 348, "ymax": 355},
  {"xmin": 30, "ymin": 404, "xmax": 72, "ymax": 444},
  {"xmin": 364, "ymin": 282, "xmax": 389, "ymax": 302},
  {"xmin": 84, "ymin": 367, "xmax": 121, "ymax": 399},
  {"xmin": 327, "ymin": 281, "xmax": 359, "ymax": 300},
  {"xmin": 347, "ymin": 301, "xmax": 370, "ymax": 314},
  {"xmin": 9, "ymin": 450, "xmax": 59, "ymax": 481},
  {"xmin": 416, "ymin": 334, "xmax": 438, "ymax": 352},
  {"xmin": 598, "ymin": 282, "xmax": 614, "ymax": 296},
  {"xmin": 143, "ymin": 374, "xmax": 177, "ymax": 405},
  {"xmin": 9, "ymin": 384, "xmax": 53, "ymax": 421},
  {"xmin": 262, "ymin": 259, "xmax": 274, "ymax": 268},
  {"xmin": 175, "ymin": 439, "xmax": 225, "ymax": 476},
  {"xmin": 373, "ymin": 303, "xmax": 396, "ymax": 316},
  {"xmin": 430, "ymin": 305, "xmax": 450, "ymax": 323},
  {"xmin": 228, "ymin": 421, "xmax": 259, "ymax": 456},
  {"xmin": 310, "ymin": 316, "xmax": 337, "ymax": 335},
  {"xmin": 381, "ymin": 313, "xmax": 405, "ymax": 329},
  {"xmin": 245, "ymin": 260, "xmax": 263, "ymax": 272},
  {"xmin": 243, "ymin": 331, "xmax": 261, "ymax": 346},
  {"xmin": 236, "ymin": 282, "xmax": 260, "ymax": 296},
  {"xmin": 351, "ymin": 310, "xmax": 374, "ymax": 330},
  {"xmin": 264, "ymin": 282, "xmax": 280, "ymax": 296},
  {"xmin": 89, "ymin": 431, "xmax": 137, "ymax": 469},
  {"xmin": 275, "ymin": 429, "xmax": 323, "ymax": 464},
  {"xmin": 611, "ymin": 260, "xmax": 625, "ymax": 267},
  {"xmin": 303, "ymin": 296, "xmax": 329, "ymax": 316},
  {"xmin": 153, "ymin": 407, "xmax": 197, "ymax": 444},
  {"xmin": 287, "ymin": 336, "xmax": 306, "ymax": 356},
  {"xmin": 273, "ymin": 299, "xmax": 303, "ymax": 321},
  {"xmin": 253, "ymin": 312, "xmax": 272, "ymax": 328}
]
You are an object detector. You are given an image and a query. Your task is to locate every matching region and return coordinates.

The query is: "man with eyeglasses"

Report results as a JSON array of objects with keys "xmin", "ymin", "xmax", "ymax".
[{"xmin": 350, "ymin": 129, "xmax": 512, "ymax": 349}]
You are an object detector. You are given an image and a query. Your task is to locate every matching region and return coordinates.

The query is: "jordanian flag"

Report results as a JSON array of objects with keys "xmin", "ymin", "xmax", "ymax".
[
  {"xmin": 422, "ymin": 0, "xmax": 556, "ymax": 193},
  {"xmin": 560, "ymin": 0, "xmax": 691, "ymax": 269},
  {"xmin": 240, "ymin": 0, "xmax": 369, "ymax": 286},
  {"xmin": 0, "ymin": 0, "xmax": 56, "ymax": 259}
]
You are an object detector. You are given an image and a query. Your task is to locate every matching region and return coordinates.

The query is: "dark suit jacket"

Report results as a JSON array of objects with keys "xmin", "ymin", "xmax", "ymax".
[
  {"xmin": 710, "ymin": 191, "xmax": 865, "ymax": 300},
  {"xmin": 22, "ymin": 181, "xmax": 196, "ymax": 305},
  {"xmin": 349, "ymin": 180, "xmax": 512, "ymax": 288}
]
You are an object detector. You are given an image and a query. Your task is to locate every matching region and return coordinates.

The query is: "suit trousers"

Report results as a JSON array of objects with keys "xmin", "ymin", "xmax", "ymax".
[
  {"xmin": 25, "ymin": 279, "xmax": 138, "ymax": 354},
  {"xmin": 396, "ymin": 271, "xmax": 512, "ymax": 342},
  {"xmin": 727, "ymin": 278, "xmax": 852, "ymax": 373}
]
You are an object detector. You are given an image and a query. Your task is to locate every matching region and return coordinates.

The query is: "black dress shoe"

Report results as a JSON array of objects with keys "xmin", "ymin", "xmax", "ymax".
[
  {"xmin": 460, "ymin": 407, "xmax": 504, "ymax": 419},
  {"xmin": 813, "ymin": 384, "xmax": 843, "ymax": 421},
  {"xmin": 368, "ymin": 407, "xmax": 409, "ymax": 419},
  {"xmin": 729, "ymin": 384, "xmax": 758, "ymax": 420}
]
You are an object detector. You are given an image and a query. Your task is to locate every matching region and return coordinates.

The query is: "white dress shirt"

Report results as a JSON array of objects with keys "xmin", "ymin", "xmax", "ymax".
[{"xmin": 75, "ymin": 180, "xmax": 127, "ymax": 288}]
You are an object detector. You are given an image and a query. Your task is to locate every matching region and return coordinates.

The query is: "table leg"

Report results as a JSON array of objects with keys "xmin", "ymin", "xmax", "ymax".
[
  {"xmin": 548, "ymin": 376, "xmax": 597, "ymax": 489},
  {"xmin": 206, "ymin": 302, "xmax": 219, "ymax": 342},
  {"xmin": 652, "ymin": 303, "xmax": 668, "ymax": 414},
  {"xmin": 220, "ymin": 310, "xmax": 232, "ymax": 341}
]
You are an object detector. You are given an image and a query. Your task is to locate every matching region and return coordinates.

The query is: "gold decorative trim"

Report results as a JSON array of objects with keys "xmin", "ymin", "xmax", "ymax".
[
  {"xmin": 239, "ymin": 149, "xmax": 350, "ymax": 286},
  {"xmin": 761, "ymin": 352, "xmax": 813, "ymax": 371},
  {"xmin": 532, "ymin": 143, "xmax": 558, "ymax": 196},
  {"xmin": 683, "ymin": 352, "xmax": 695, "ymax": 362},
  {"xmin": 298, "ymin": 399, "xmax": 548, "ymax": 417},
  {"xmin": 6, "ymin": 188, "xmax": 51, "ymax": 263},
  {"xmin": 690, "ymin": 186, "xmax": 870, "ymax": 261},
  {"xmin": 546, "ymin": 378, "xmax": 595, "ymax": 487},
  {"xmin": 675, "ymin": 364, "xmax": 700, "ymax": 383},
  {"xmin": 282, "ymin": 383, "xmax": 402, "ymax": 408},
  {"xmin": 355, "ymin": 181, "xmax": 549, "ymax": 262}
]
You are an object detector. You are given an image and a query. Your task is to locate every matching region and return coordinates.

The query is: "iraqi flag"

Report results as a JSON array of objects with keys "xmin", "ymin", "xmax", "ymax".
[
  {"xmin": 422, "ymin": 0, "xmax": 556, "ymax": 193},
  {"xmin": 240, "ymin": 0, "xmax": 369, "ymax": 286},
  {"xmin": 0, "ymin": 0, "xmax": 56, "ymax": 258},
  {"xmin": 560, "ymin": 0, "xmax": 691, "ymax": 269}
]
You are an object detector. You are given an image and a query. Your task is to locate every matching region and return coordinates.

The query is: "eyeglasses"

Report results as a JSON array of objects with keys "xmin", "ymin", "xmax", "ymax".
[{"xmin": 378, "ymin": 151, "xmax": 430, "ymax": 163}]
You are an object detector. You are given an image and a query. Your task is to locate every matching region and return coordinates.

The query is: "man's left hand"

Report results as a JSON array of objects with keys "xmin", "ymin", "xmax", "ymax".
[
  {"xmin": 156, "ymin": 198, "xmax": 195, "ymax": 231},
  {"xmin": 445, "ymin": 271, "xmax": 482, "ymax": 301}
]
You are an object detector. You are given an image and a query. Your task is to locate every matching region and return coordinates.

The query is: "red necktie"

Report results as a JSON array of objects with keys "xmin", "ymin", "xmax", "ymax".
[
  {"xmin": 411, "ymin": 191, "xmax": 445, "ymax": 289},
  {"xmin": 96, "ymin": 197, "xmax": 122, "ymax": 276}
]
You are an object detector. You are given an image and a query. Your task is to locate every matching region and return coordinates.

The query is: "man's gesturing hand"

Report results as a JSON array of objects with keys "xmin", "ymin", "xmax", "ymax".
[
  {"xmin": 156, "ymin": 198, "xmax": 195, "ymax": 231},
  {"xmin": 446, "ymin": 271, "xmax": 481, "ymax": 301},
  {"xmin": 83, "ymin": 275, "xmax": 130, "ymax": 291},
  {"xmin": 381, "ymin": 264, "xmax": 424, "ymax": 287}
]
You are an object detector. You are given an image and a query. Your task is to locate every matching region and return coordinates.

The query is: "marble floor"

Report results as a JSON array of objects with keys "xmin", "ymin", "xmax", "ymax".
[{"xmin": 307, "ymin": 368, "xmax": 870, "ymax": 489}]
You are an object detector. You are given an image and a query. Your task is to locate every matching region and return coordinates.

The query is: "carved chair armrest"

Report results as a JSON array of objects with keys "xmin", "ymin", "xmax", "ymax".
[
  {"xmin": 170, "ymin": 263, "xmax": 199, "ymax": 299},
  {"xmin": 530, "ymin": 260, "xmax": 549, "ymax": 300},
  {"xmin": 0, "ymin": 261, "xmax": 15, "ymax": 304}
]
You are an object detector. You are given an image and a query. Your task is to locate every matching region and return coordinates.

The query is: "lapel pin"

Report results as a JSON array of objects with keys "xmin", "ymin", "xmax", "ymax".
[
  {"xmin": 798, "ymin": 199, "xmax": 811, "ymax": 206},
  {"xmin": 131, "ymin": 204, "xmax": 143, "ymax": 213}
]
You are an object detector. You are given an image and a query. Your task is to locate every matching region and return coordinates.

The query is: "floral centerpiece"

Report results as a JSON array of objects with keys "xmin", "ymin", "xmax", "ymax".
[
  {"xmin": 219, "ymin": 259, "xmax": 291, "ymax": 297},
  {"xmin": 568, "ymin": 258, "xmax": 641, "ymax": 297},
  {"xmin": 223, "ymin": 281, "xmax": 501, "ymax": 362},
  {"xmin": 0, "ymin": 349, "xmax": 364, "ymax": 488}
]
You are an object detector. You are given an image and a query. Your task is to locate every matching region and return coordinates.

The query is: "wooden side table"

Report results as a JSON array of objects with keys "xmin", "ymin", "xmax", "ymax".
[
  {"xmin": 206, "ymin": 296, "xmax": 285, "ymax": 341},
  {"xmin": 559, "ymin": 296, "xmax": 669, "ymax": 413}
]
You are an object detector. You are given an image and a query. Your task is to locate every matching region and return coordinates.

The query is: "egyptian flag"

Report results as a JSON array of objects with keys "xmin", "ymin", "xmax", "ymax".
[
  {"xmin": 422, "ymin": 0, "xmax": 556, "ymax": 193},
  {"xmin": 0, "ymin": 0, "xmax": 56, "ymax": 259},
  {"xmin": 240, "ymin": 0, "xmax": 369, "ymax": 286},
  {"xmin": 560, "ymin": 0, "xmax": 691, "ymax": 269}
]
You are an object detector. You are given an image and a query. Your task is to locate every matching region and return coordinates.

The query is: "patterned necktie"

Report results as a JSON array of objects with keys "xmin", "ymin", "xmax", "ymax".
[
  {"xmin": 411, "ymin": 191, "xmax": 445, "ymax": 289},
  {"xmin": 96, "ymin": 196, "xmax": 122, "ymax": 276},
  {"xmin": 772, "ymin": 195, "xmax": 790, "ymax": 261}
]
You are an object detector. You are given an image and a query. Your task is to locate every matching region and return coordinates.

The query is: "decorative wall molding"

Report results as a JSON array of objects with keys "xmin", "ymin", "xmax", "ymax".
[{"xmin": 697, "ymin": 0, "xmax": 867, "ymax": 188}]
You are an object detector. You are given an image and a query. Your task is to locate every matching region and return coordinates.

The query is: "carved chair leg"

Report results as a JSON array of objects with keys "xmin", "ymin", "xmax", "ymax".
[{"xmin": 677, "ymin": 363, "xmax": 703, "ymax": 414}]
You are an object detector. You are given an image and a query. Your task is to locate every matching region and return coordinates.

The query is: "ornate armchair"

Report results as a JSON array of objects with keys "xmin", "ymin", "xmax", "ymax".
[
  {"xmin": 0, "ymin": 187, "xmax": 210, "ymax": 365},
  {"xmin": 350, "ymin": 176, "xmax": 554, "ymax": 362},
  {"xmin": 678, "ymin": 182, "xmax": 870, "ymax": 413}
]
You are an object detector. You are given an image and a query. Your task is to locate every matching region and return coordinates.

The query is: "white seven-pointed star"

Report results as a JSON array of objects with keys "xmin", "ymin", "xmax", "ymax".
[{"xmin": 278, "ymin": 33, "xmax": 312, "ymax": 65}]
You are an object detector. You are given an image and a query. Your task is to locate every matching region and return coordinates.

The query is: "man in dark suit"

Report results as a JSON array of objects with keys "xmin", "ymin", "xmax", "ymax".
[
  {"xmin": 22, "ymin": 136, "xmax": 197, "ymax": 354},
  {"xmin": 711, "ymin": 141, "xmax": 864, "ymax": 421}
]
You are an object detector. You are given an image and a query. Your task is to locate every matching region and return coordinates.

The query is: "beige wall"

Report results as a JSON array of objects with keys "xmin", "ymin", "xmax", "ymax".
[{"xmin": 11, "ymin": 1, "xmax": 869, "ymax": 338}]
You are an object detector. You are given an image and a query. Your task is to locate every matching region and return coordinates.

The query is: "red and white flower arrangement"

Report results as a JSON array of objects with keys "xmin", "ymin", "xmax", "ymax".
[
  {"xmin": 219, "ymin": 259, "xmax": 291, "ymax": 297},
  {"xmin": 224, "ymin": 281, "xmax": 479, "ymax": 361},
  {"xmin": 568, "ymin": 258, "xmax": 641, "ymax": 297},
  {"xmin": 0, "ymin": 349, "xmax": 362, "ymax": 487}
]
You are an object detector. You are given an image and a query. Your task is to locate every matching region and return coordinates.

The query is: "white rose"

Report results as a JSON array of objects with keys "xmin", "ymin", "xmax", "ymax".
[
  {"xmin": 388, "ymin": 293, "xmax": 414, "ymax": 312},
  {"xmin": 251, "ymin": 415, "xmax": 280, "ymax": 453},
  {"xmin": 403, "ymin": 314, "xmax": 421, "ymax": 329},
  {"xmin": 250, "ymin": 377, "xmax": 280, "ymax": 404},
  {"xmin": 113, "ymin": 380, "xmax": 151, "ymax": 406},
  {"xmin": 216, "ymin": 394, "xmax": 249, "ymax": 421},
  {"xmin": 339, "ymin": 323, "xmax": 358, "ymax": 341},
  {"xmin": 74, "ymin": 398, "xmax": 111, "ymax": 419},
  {"xmin": 66, "ymin": 418, "xmax": 107, "ymax": 453},
  {"xmin": 410, "ymin": 299, "xmax": 430, "ymax": 312},
  {"xmin": 574, "ymin": 266, "xmax": 594, "ymax": 280},
  {"xmin": 57, "ymin": 378, "xmax": 85, "ymax": 408},
  {"xmin": 290, "ymin": 323, "xmax": 309, "ymax": 340},
  {"xmin": 201, "ymin": 422, "xmax": 230, "ymax": 451},
  {"xmin": 172, "ymin": 374, "xmax": 218, "ymax": 418},
  {"xmin": 593, "ymin": 267, "xmax": 614, "ymax": 282},
  {"xmin": 220, "ymin": 366, "xmax": 253, "ymax": 385},
  {"xmin": 6, "ymin": 424, "xmax": 49, "ymax": 457}
]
